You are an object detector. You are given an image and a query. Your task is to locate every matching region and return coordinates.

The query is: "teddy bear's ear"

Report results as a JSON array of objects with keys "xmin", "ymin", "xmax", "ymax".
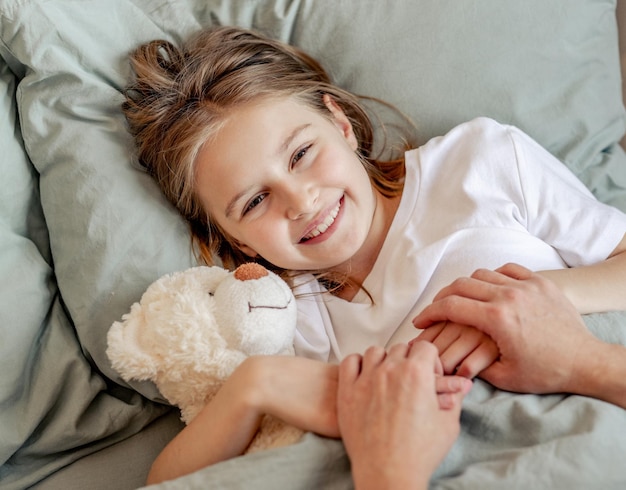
[{"xmin": 106, "ymin": 304, "xmax": 158, "ymax": 382}]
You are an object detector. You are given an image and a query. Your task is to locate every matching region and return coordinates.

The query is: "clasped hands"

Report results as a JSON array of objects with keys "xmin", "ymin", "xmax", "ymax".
[
  {"xmin": 337, "ymin": 263, "xmax": 599, "ymax": 489},
  {"xmin": 412, "ymin": 263, "xmax": 593, "ymax": 394}
]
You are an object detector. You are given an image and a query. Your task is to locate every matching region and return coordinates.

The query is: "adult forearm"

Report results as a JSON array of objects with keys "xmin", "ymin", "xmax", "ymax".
[
  {"xmin": 539, "ymin": 234, "xmax": 626, "ymax": 314},
  {"xmin": 538, "ymin": 257, "xmax": 626, "ymax": 314},
  {"xmin": 570, "ymin": 339, "xmax": 626, "ymax": 410}
]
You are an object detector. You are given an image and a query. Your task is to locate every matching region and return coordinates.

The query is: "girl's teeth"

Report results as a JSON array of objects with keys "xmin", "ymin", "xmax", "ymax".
[{"xmin": 305, "ymin": 202, "xmax": 340, "ymax": 239}]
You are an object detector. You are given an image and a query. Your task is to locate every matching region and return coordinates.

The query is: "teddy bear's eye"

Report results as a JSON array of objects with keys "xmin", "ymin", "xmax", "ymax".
[{"xmin": 208, "ymin": 292, "xmax": 214, "ymax": 297}]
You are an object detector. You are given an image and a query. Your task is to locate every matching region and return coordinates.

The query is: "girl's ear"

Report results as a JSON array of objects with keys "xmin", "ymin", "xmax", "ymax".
[{"xmin": 323, "ymin": 94, "xmax": 358, "ymax": 151}]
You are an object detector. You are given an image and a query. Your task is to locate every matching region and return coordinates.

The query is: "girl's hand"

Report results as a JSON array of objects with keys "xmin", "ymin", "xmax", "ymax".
[
  {"xmin": 337, "ymin": 341, "xmax": 471, "ymax": 490},
  {"xmin": 415, "ymin": 321, "xmax": 500, "ymax": 378},
  {"xmin": 248, "ymin": 355, "xmax": 340, "ymax": 438}
]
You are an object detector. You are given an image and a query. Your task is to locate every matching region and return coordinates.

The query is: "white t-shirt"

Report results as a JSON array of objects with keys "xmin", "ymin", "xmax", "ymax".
[{"xmin": 293, "ymin": 118, "xmax": 626, "ymax": 363}]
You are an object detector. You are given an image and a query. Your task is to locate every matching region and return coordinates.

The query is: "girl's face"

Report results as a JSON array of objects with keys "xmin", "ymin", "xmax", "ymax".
[{"xmin": 195, "ymin": 95, "xmax": 388, "ymax": 274}]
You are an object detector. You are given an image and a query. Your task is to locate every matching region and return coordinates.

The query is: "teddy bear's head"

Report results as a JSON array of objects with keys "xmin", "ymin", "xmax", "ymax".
[{"xmin": 106, "ymin": 262, "xmax": 297, "ymax": 423}]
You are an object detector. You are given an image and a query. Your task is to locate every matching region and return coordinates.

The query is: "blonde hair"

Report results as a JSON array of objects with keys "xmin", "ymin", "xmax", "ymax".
[{"xmin": 123, "ymin": 26, "xmax": 407, "ymax": 287}]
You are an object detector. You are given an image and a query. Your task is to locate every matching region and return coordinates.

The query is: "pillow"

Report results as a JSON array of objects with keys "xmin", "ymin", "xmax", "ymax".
[
  {"xmin": 0, "ymin": 0, "xmax": 624, "ymax": 485},
  {"xmin": 0, "ymin": 54, "xmax": 54, "ymax": 473},
  {"xmin": 1, "ymin": 1, "xmax": 199, "ymax": 395},
  {"xmin": 0, "ymin": 50, "xmax": 169, "ymax": 490}
]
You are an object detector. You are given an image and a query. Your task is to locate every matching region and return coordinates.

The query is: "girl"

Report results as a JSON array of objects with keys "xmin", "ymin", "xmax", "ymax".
[{"xmin": 122, "ymin": 26, "xmax": 626, "ymax": 484}]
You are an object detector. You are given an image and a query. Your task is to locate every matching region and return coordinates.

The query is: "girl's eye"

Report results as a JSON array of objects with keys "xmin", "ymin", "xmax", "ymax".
[
  {"xmin": 243, "ymin": 194, "xmax": 266, "ymax": 215},
  {"xmin": 291, "ymin": 144, "xmax": 312, "ymax": 168}
]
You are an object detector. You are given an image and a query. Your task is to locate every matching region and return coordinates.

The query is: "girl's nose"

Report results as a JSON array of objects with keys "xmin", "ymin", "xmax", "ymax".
[{"xmin": 284, "ymin": 184, "xmax": 317, "ymax": 220}]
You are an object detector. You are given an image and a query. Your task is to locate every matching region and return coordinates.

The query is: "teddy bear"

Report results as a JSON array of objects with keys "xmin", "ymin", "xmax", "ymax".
[{"xmin": 106, "ymin": 262, "xmax": 305, "ymax": 453}]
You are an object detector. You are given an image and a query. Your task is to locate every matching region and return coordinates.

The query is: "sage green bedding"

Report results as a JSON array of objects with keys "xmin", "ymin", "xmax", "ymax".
[{"xmin": 1, "ymin": 1, "xmax": 625, "ymax": 488}]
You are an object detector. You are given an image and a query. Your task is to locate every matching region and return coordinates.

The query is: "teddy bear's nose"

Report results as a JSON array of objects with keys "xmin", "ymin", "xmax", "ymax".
[{"xmin": 234, "ymin": 262, "xmax": 269, "ymax": 281}]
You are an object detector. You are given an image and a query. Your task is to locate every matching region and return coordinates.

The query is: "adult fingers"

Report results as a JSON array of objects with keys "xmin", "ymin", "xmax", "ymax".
[
  {"xmin": 469, "ymin": 265, "xmax": 528, "ymax": 284},
  {"xmin": 360, "ymin": 345, "xmax": 387, "ymax": 375},
  {"xmin": 431, "ymin": 275, "xmax": 496, "ymax": 303},
  {"xmin": 409, "ymin": 342, "xmax": 472, "ymax": 411},
  {"xmin": 494, "ymin": 263, "xmax": 534, "ymax": 280},
  {"xmin": 385, "ymin": 342, "xmax": 410, "ymax": 362},
  {"xmin": 338, "ymin": 353, "xmax": 362, "ymax": 386},
  {"xmin": 412, "ymin": 295, "xmax": 494, "ymax": 334},
  {"xmin": 407, "ymin": 339, "xmax": 440, "ymax": 364},
  {"xmin": 432, "ymin": 265, "xmax": 531, "ymax": 304},
  {"xmin": 432, "ymin": 265, "xmax": 526, "ymax": 301},
  {"xmin": 476, "ymin": 361, "xmax": 510, "ymax": 391},
  {"xmin": 408, "ymin": 340, "xmax": 446, "ymax": 377},
  {"xmin": 409, "ymin": 341, "xmax": 448, "ymax": 393}
]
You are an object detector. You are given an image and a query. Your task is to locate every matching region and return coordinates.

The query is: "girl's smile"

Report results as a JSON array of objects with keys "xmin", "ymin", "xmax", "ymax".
[
  {"xmin": 299, "ymin": 197, "xmax": 343, "ymax": 244},
  {"xmin": 194, "ymin": 95, "xmax": 398, "ymax": 279}
]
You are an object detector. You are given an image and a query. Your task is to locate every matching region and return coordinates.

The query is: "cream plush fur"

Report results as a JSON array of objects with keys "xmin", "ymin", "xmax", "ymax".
[{"xmin": 106, "ymin": 262, "xmax": 304, "ymax": 452}]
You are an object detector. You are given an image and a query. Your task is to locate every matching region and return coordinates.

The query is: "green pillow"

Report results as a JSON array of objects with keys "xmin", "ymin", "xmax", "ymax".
[
  {"xmin": 0, "ymin": 0, "xmax": 624, "ymax": 486},
  {"xmin": 0, "ymin": 51, "xmax": 168, "ymax": 490}
]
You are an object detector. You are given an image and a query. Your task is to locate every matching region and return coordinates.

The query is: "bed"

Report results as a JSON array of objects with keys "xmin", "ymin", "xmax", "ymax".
[{"xmin": 1, "ymin": 1, "xmax": 625, "ymax": 488}]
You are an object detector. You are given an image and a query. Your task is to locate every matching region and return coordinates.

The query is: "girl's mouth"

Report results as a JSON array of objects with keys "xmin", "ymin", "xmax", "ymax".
[{"xmin": 299, "ymin": 198, "xmax": 342, "ymax": 243}]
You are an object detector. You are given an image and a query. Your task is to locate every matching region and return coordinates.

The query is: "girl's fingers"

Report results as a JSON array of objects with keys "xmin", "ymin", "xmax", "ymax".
[
  {"xmin": 426, "ymin": 323, "xmax": 464, "ymax": 356},
  {"xmin": 414, "ymin": 322, "xmax": 446, "ymax": 342},
  {"xmin": 437, "ymin": 393, "xmax": 462, "ymax": 410},
  {"xmin": 455, "ymin": 340, "xmax": 500, "ymax": 379},
  {"xmin": 437, "ymin": 390, "xmax": 469, "ymax": 411},
  {"xmin": 435, "ymin": 375, "xmax": 473, "ymax": 395},
  {"xmin": 438, "ymin": 332, "xmax": 482, "ymax": 375}
]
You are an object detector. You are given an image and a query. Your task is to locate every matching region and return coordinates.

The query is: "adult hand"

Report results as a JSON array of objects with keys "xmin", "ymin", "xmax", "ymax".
[
  {"xmin": 337, "ymin": 341, "xmax": 471, "ymax": 490},
  {"xmin": 413, "ymin": 263, "xmax": 597, "ymax": 395}
]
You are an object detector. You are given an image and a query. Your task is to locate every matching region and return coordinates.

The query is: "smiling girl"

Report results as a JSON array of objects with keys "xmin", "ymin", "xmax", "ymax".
[
  {"xmin": 122, "ymin": 26, "xmax": 626, "ymax": 485},
  {"xmin": 193, "ymin": 95, "xmax": 390, "ymax": 280}
]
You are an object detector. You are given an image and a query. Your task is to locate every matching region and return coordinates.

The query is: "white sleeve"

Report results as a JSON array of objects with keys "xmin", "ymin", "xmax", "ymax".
[
  {"xmin": 292, "ymin": 277, "xmax": 332, "ymax": 362},
  {"xmin": 506, "ymin": 124, "xmax": 626, "ymax": 266}
]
